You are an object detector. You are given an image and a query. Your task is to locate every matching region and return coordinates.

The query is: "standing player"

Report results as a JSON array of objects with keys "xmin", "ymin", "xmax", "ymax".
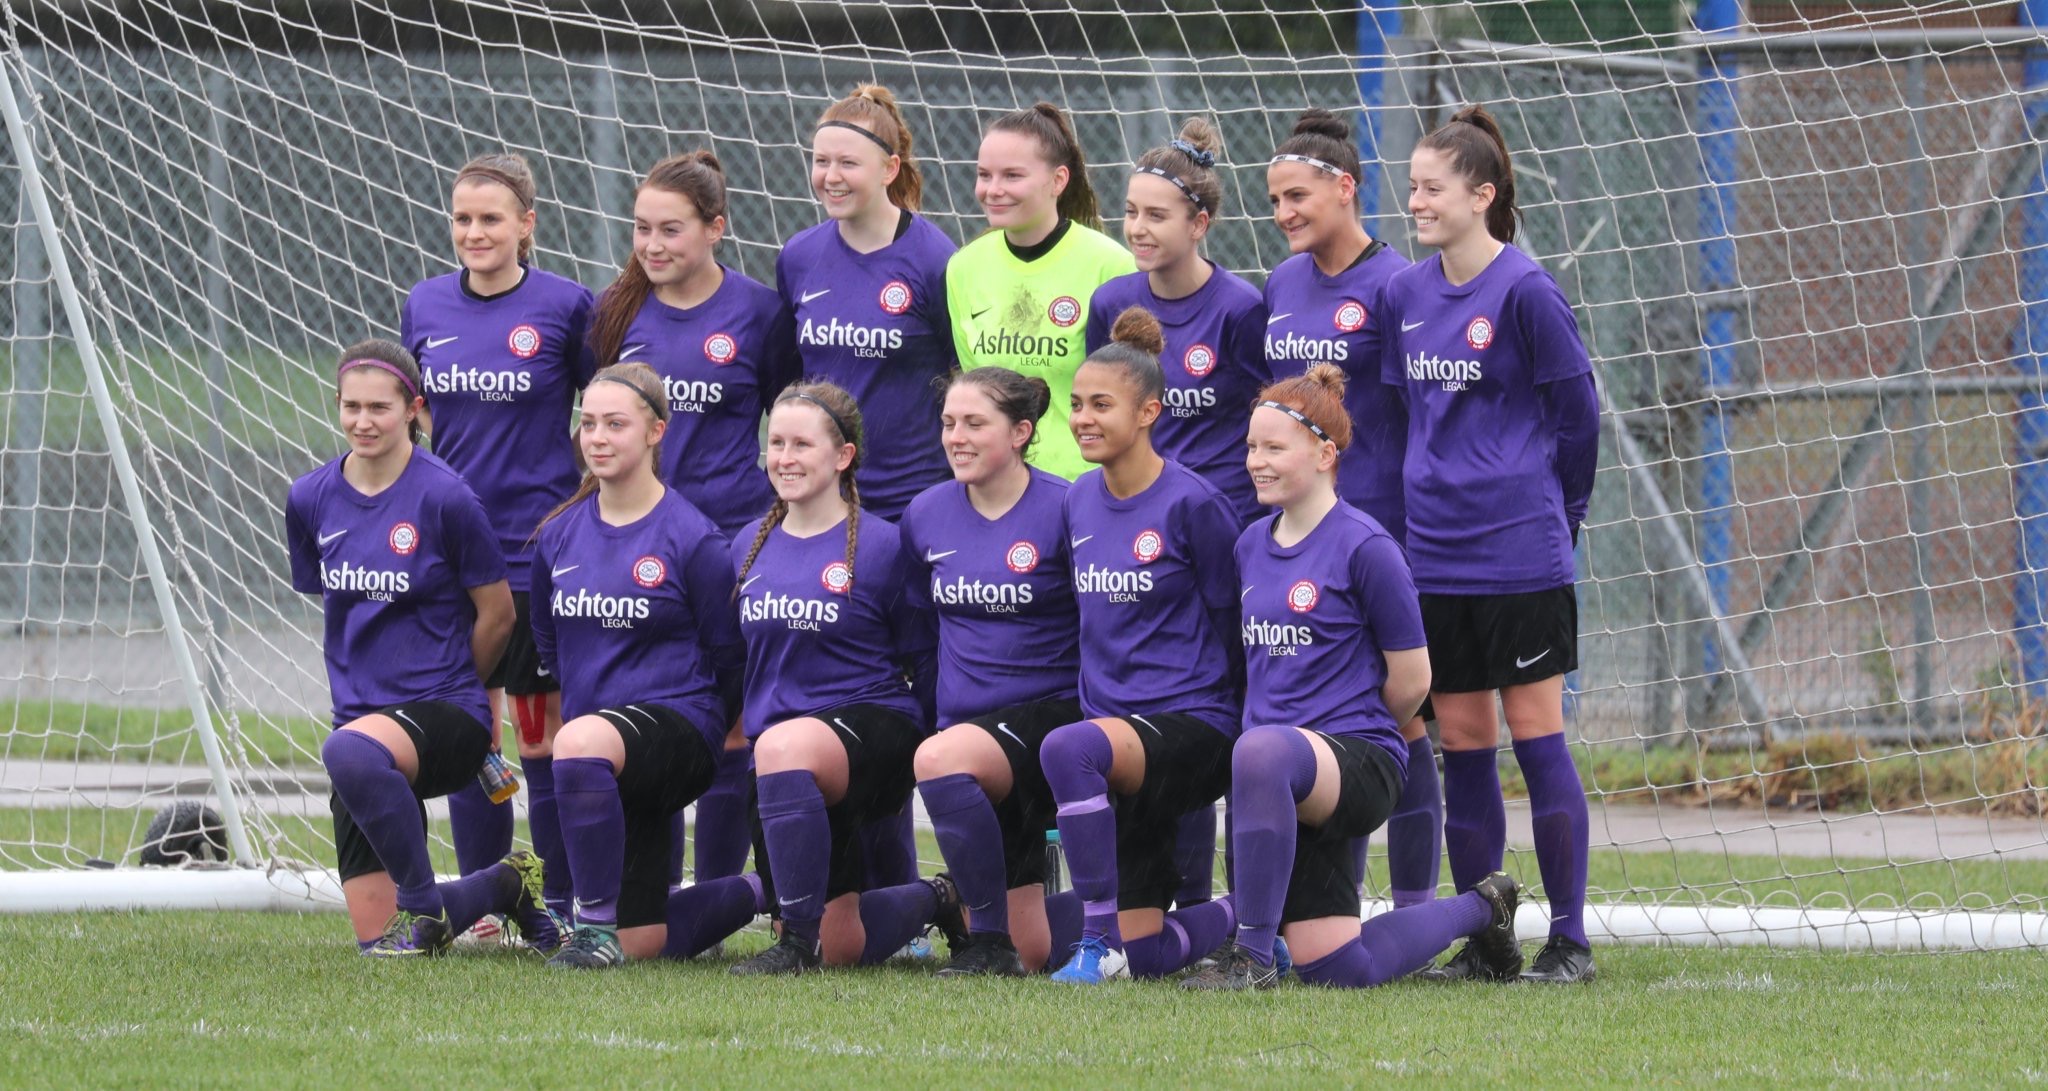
[
  {"xmin": 708, "ymin": 381, "xmax": 961, "ymax": 975},
  {"xmin": 587, "ymin": 150, "xmax": 799, "ymax": 890},
  {"xmin": 1383, "ymin": 106, "xmax": 1600, "ymax": 984},
  {"xmin": 1040, "ymin": 308, "xmax": 1244, "ymax": 984},
  {"xmin": 904, "ymin": 366, "xmax": 1080, "ymax": 975},
  {"xmin": 1263, "ymin": 107, "xmax": 1443, "ymax": 914},
  {"xmin": 529, "ymin": 363, "xmax": 746, "ymax": 969},
  {"xmin": 1181, "ymin": 366, "xmax": 1520, "ymax": 990},
  {"xmin": 287, "ymin": 340, "xmax": 560, "ymax": 956},
  {"xmin": 402, "ymin": 152, "xmax": 595, "ymax": 928},
  {"xmin": 947, "ymin": 103, "xmax": 1133, "ymax": 480}
]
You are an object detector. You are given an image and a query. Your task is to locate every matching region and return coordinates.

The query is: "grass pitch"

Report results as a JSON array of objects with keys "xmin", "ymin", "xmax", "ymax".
[{"xmin": 0, "ymin": 910, "xmax": 2043, "ymax": 1088}]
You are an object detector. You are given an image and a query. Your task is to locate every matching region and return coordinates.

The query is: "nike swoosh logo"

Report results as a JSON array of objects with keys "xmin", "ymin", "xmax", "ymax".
[
  {"xmin": 800, "ymin": 288, "xmax": 831, "ymax": 304},
  {"xmin": 1070, "ymin": 535, "xmax": 1093, "ymax": 550},
  {"xmin": 618, "ymin": 343, "xmax": 646, "ymax": 360},
  {"xmin": 534, "ymin": 665, "xmax": 550, "ymax": 677},
  {"xmin": 994, "ymin": 722, "xmax": 1026, "ymax": 748},
  {"xmin": 741, "ymin": 575, "xmax": 762, "ymax": 593},
  {"xmin": 1515, "ymin": 649, "xmax": 1551, "ymax": 669},
  {"xmin": 1267, "ymin": 313, "xmax": 1292, "ymax": 326},
  {"xmin": 777, "ymin": 897, "xmax": 801, "ymax": 907},
  {"xmin": 970, "ymin": 308, "xmax": 991, "ymax": 321},
  {"xmin": 1401, "ymin": 319, "xmax": 1426, "ymax": 332},
  {"xmin": 317, "ymin": 530, "xmax": 348, "ymax": 546},
  {"xmin": 925, "ymin": 549, "xmax": 957, "ymax": 563},
  {"xmin": 551, "ymin": 564, "xmax": 578, "ymax": 578},
  {"xmin": 1241, "ymin": 585, "xmax": 1255, "ymax": 600},
  {"xmin": 424, "ymin": 335, "xmax": 459, "ymax": 349}
]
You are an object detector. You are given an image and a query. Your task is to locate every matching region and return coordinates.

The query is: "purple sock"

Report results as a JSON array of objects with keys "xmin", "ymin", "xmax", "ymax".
[
  {"xmin": 1513, "ymin": 733, "xmax": 1591, "ymax": 947},
  {"xmin": 1041, "ymin": 722, "xmax": 1121, "ymax": 946},
  {"xmin": 919, "ymin": 773, "xmax": 1010, "ymax": 936},
  {"xmin": 446, "ymin": 779, "xmax": 513, "ymax": 876},
  {"xmin": 521, "ymin": 754, "xmax": 571, "ymax": 915},
  {"xmin": 438, "ymin": 862, "xmax": 513, "ymax": 935},
  {"xmin": 554, "ymin": 756, "xmax": 625, "ymax": 926},
  {"xmin": 756, "ymin": 770, "xmax": 829, "ymax": 948},
  {"xmin": 1044, "ymin": 889, "xmax": 1083, "ymax": 961},
  {"xmin": 1296, "ymin": 892, "xmax": 1491, "ymax": 988},
  {"xmin": 1172, "ymin": 806, "xmax": 1216, "ymax": 906},
  {"xmin": 1387, "ymin": 736, "xmax": 1444, "ymax": 907},
  {"xmin": 1441, "ymin": 747, "xmax": 1506, "ymax": 893},
  {"xmin": 856, "ymin": 880, "xmax": 940, "ymax": 965},
  {"xmin": 661, "ymin": 873, "xmax": 764, "ymax": 959},
  {"xmin": 1229, "ymin": 725, "xmax": 1318, "ymax": 966},
  {"xmin": 692, "ymin": 748, "xmax": 753, "ymax": 881},
  {"xmin": 1126, "ymin": 897, "xmax": 1237, "ymax": 979},
  {"xmin": 860, "ymin": 809, "xmax": 920, "ymax": 889},
  {"xmin": 322, "ymin": 730, "xmax": 441, "ymax": 916}
]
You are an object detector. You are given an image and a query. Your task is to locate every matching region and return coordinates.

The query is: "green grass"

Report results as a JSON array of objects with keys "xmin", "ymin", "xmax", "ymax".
[
  {"xmin": 3, "ymin": 699, "xmax": 329, "ymax": 769},
  {"xmin": 0, "ymin": 912, "xmax": 2042, "ymax": 1087}
]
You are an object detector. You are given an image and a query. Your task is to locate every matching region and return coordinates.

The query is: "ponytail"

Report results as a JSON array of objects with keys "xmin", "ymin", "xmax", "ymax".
[
  {"xmin": 1417, "ymin": 104, "xmax": 1519, "ymax": 244},
  {"xmin": 588, "ymin": 151, "xmax": 729, "ymax": 368},
  {"xmin": 989, "ymin": 102, "xmax": 1101, "ymax": 231},
  {"xmin": 819, "ymin": 83, "xmax": 924, "ymax": 211}
]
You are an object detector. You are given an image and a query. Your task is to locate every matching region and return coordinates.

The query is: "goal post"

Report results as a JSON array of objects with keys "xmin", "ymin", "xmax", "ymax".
[{"xmin": 3, "ymin": 0, "xmax": 2048, "ymax": 949}]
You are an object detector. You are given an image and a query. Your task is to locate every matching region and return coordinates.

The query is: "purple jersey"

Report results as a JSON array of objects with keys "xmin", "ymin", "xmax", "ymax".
[
  {"xmin": 402, "ymin": 266, "xmax": 595, "ymax": 592},
  {"xmin": 900, "ymin": 467, "xmax": 1079, "ymax": 725},
  {"xmin": 608, "ymin": 268, "xmax": 800, "ymax": 537},
  {"xmin": 529, "ymin": 488, "xmax": 743, "ymax": 752},
  {"xmin": 776, "ymin": 215, "xmax": 959, "ymax": 519},
  {"xmin": 1086, "ymin": 269, "xmax": 1270, "ymax": 521},
  {"xmin": 1065, "ymin": 462, "xmax": 1241, "ymax": 733},
  {"xmin": 1263, "ymin": 245, "xmax": 1413, "ymax": 540},
  {"xmin": 732, "ymin": 512, "xmax": 935, "ymax": 739},
  {"xmin": 1237, "ymin": 502, "xmax": 1426, "ymax": 767},
  {"xmin": 1377, "ymin": 246, "xmax": 1593, "ymax": 594},
  {"xmin": 285, "ymin": 449, "xmax": 506, "ymax": 728}
]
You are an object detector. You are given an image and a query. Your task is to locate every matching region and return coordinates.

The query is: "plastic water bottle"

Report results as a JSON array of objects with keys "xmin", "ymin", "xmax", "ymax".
[
  {"xmin": 1043, "ymin": 828, "xmax": 1067, "ymax": 896},
  {"xmin": 477, "ymin": 750, "xmax": 520, "ymax": 804}
]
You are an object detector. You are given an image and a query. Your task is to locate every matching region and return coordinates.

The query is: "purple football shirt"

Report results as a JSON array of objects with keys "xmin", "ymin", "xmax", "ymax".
[
  {"xmin": 776, "ymin": 215, "xmax": 959, "ymax": 520},
  {"xmin": 402, "ymin": 265, "xmax": 595, "ymax": 591},
  {"xmin": 1377, "ymin": 246, "xmax": 1593, "ymax": 594},
  {"xmin": 732, "ymin": 511, "xmax": 934, "ymax": 739},
  {"xmin": 608, "ymin": 268, "xmax": 800, "ymax": 537},
  {"xmin": 1065, "ymin": 461, "xmax": 1241, "ymax": 733},
  {"xmin": 285, "ymin": 449, "xmax": 506, "ymax": 728},
  {"xmin": 1237, "ymin": 502, "xmax": 1426, "ymax": 768},
  {"xmin": 1263, "ymin": 245, "xmax": 1412, "ymax": 540},
  {"xmin": 900, "ymin": 467, "xmax": 1079, "ymax": 725},
  {"xmin": 529, "ymin": 488, "xmax": 743, "ymax": 752},
  {"xmin": 1086, "ymin": 268, "xmax": 1270, "ymax": 521}
]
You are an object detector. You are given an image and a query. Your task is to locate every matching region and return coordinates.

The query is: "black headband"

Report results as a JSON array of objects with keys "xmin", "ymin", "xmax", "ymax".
[
  {"xmin": 1132, "ymin": 166, "xmax": 1207, "ymax": 213},
  {"xmin": 817, "ymin": 120, "xmax": 896, "ymax": 157},
  {"xmin": 788, "ymin": 391, "xmax": 855, "ymax": 446},
  {"xmin": 594, "ymin": 374, "xmax": 668, "ymax": 421},
  {"xmin": 1257, "ymin": 399, "xmax": 1331, "ymax": 442}
]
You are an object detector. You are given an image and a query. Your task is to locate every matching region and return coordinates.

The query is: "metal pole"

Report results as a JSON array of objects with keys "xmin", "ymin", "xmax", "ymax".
[
  {"xmin": 2018, "ymin": 0, "xmax": 2048, "ymax": 697},
  {"xmin": 0, "ymin": 58, "xmax": 256, "ymax": 864},
  {"xmin": 1356, "ymin": 0, "xmax": 1402, "ymax": 226},
  {"xmin": 1902, "ymin": 57, "xmax": 1937, "ymax": 730},
  {"xmin": 1693, "ymin": 0, "xmax": 1741, "ymax": 693}
]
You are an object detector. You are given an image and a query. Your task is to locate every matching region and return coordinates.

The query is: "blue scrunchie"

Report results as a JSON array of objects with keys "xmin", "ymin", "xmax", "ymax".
[{"xmin": 1170, "ymin": 137, "xmax": 1215, "ymax": 169}]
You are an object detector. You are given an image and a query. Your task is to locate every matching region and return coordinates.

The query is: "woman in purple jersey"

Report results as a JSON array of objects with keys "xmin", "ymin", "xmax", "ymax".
[
  {"xmin": 906, "ymin": 366, "xmax": 1085, "ymax": 976},
  {"xmin": 708, "ymin": 381, "xmax": 962, "ymax": 976},
  {"xmin": 588, "ymin": 151, "xmax": 797, "ymax": 896},
  {"xmin": 1040, "ymin": 308, "xmax": 1245, "ymax": 985},
  {"xmin": 1389, "ymin": 107, "xmax": 1601, "ymax": 984},
  {"xmin": 403, "ymin": 151, "xmax": 596, "ymax": 937},
  {"xmin": 287, "ymin": 340, "xmax": 559, "ymax": 957},
  {"xmin": 1181, "ymin": 365, "xmax": 1520, "ymax": 991},
  {"xmin": 527, "ymin": 362, "xmax": 750, "ymax": 970},
  {"xmin": 1264, "ymin": 107, "xmax": 1445, "ymax": 920}
]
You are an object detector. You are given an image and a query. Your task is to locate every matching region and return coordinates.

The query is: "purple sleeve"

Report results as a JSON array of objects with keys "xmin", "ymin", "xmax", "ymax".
[
  {"xmin": 682, "ymin": 529, "xmax": 746, "ymax": 722},
  {"xmin": 284, "ymin": 490, "xmax": 320, "ymax": 594},
  {"xmin": 1226, "ymin": 294, "xmax": 1273, "ymax": 387},
  {"xmin": 1542, "ymin": 371, "xmax": 1600, "ymax": 537},
  {"xmin": 441, "ymin": 484, "xmax": 508, "ymax": 589},
  {"xmin": 528, "ymin": 530, "xmax": 559, "ymax": 678},
  {"xmin": 885, "ymin": 550, "xmax": 940, "ymax": 727},
  {"xmin": 1514, "ymin": 273, "xmax": 1594, "ymax": 385},
  {"xmin": 762, "ymin": 297, "xmax": 801, "ymax": 404},
  {"xmin": 1084, "ymin": 286, "xmax": 1112, "ymax": 356},
  {"xmin": 1186, "ymin": 488, "xmax": 1245, "ymax": 689},
  {"xmin": 566, "ymin": 287, "xmax": 598, "ymax": 387},
  {"xmin": 921, "ymin": 267, "xmax": 957, "ymax": 372},
  {"xmin": 399, "ymin": 293, "xmax": 420, "ymax": 360},
  {"xmin": 1371, "ymin": 281, "xmax": 1404, "ymax": 395},
  {"xmin": 1354, "ymin": 531, "xmax": 1426, "ymax": 652}
]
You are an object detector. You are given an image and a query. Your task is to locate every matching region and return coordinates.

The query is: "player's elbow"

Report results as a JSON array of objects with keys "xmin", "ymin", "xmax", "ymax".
[{"xmin": 1383, "ymin": 647, "xmax": 1432, "ymax": 723}]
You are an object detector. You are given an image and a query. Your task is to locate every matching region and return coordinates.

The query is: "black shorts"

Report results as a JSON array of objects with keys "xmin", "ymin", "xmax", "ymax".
[
  {"xmin": 330, "ymin": 701, "xmax": 491, "ymax": 883},
  {"xmin": 1281, "ymin": 732, "xmax": 1404, "ymax": 924},
  {"xmin": 1115, "ymin": 712, "xmax": 1233, "ymax": 912},
  {"xmin": 961, "ymin": 697, "xmax": 1084, "ymax": 890},
  {"xmin": 594, "ymin": 703, "xmax": 720, "ymax": 929},
  {"xmin": 487, "ymin": 591, "xmax": 559, "ymax": 698},
  {"xmin": 1420, "ymin": 585, "xmax": 1578, "ymax": 693},
  {"xmin": 753, "ymin": 704, "xmax": 924, "ymax": 909}
]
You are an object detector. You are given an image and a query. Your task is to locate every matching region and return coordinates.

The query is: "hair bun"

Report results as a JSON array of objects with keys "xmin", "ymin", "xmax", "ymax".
[
  {"xmin": 1303, "ymin": 362, "xmax": 1349, "ymax": 398},
  {"xmin": 1108, "ymin": 306, "xmax": 1165, "ymax": 357},
  {"xmin": 1290, "ymin": 107, "xmax": 1350, "ymax": 142}
]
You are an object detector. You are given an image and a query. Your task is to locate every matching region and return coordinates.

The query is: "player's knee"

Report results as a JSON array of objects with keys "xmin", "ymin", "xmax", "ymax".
[
  {"xmin": 1040, "ymin": 720, "xmax": 1111, "ymax": 780},
  {"xmin": 551, "ymin": 716, "xmax": 615, "ymax": 760},
  {"xmin": 1232, "ymin": 724, "xmax": 1309, "ymax": 783},
  {"xmin": 512, "ymin": 692, "xmax": 551, "ymax": 748},
  {"xmin": 912, "ymin": 727, "xmax": 972, "ymax": 781},
  {"xmin": 753, "ymin": 719, "xmax": 825, "ymax": 773}
]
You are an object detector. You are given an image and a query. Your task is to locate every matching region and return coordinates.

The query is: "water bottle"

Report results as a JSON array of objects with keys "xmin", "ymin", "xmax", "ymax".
[
  {"xmin": 1043, "ymin": 828, "xmax": 1067, "ymax": 896},
  {"xmin": 477, "ymin": 750, "xmax": 520, "ymax": 804}
]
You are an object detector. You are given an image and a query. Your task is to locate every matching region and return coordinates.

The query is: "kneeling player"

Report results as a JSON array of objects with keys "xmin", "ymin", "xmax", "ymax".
[
  {"xmin": 529, "ymin": 363, "xmax": 748, "ymax": 969},
  {"xmin": 286, "ymin": 340, "xmax": 560, "ymax": 956},
  {"xmin": 1182, "ymin": 366, "xmax": 1518, "ymax": 990}
]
